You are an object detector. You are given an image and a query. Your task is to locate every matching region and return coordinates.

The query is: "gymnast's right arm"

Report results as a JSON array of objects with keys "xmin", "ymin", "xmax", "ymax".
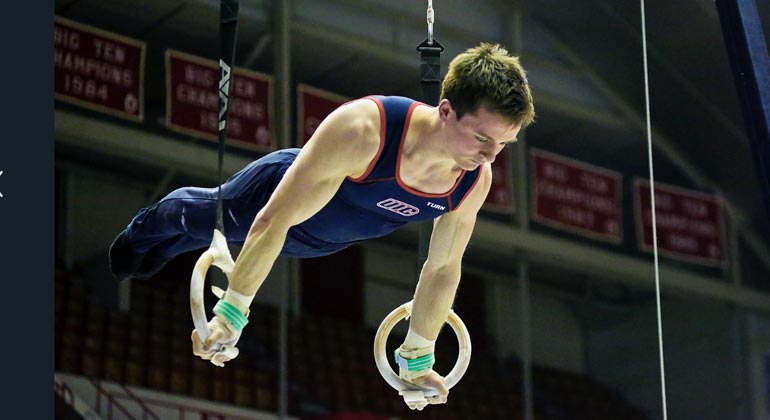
[{"xmin": 191, "ymin": 99, "xmax": 381, "ymax": 362}]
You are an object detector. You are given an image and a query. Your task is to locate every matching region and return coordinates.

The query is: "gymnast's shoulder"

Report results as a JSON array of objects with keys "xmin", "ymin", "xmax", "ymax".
[{"xmin": 305, "ymin": 97, "xmax": 383, "ymax": 162}]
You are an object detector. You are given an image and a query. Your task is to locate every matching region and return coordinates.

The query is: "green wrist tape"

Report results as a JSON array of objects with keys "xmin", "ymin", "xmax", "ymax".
[
  {"xmin": 214, "ymin": 300, "xmax": 249, "ymax": 331},
  {"xmin": 394, "ymin": 350, "xmax": 435, "ymax": 372}
]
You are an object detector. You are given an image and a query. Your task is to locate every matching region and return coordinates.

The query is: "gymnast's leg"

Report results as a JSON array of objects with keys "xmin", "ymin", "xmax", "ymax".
[
  {"xmin": 108, "ymin": 150, "xmax": 293, "ymax": 281},
  {"xmin": 108, "ymin": 187, "xmax": 218, "ymax": 281}
]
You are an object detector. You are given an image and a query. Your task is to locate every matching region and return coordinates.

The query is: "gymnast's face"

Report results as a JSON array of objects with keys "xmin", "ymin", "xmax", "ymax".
[{"xmin": 440, "ymin": 100, "xmax": 521, "ymax": 171}]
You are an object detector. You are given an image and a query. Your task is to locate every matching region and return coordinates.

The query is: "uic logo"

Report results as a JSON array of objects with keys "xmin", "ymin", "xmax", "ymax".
[{"xmin": 376, "ymin": 198, "xmax": 419, "ymax": 217}]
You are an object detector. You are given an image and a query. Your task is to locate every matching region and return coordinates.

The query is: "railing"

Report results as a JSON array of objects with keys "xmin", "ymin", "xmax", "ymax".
[
  {"xmin": 56, "ymin": 372, "xmax": 281, "ymax": 420},
  {"xmin": 55, "ymin": 377, "xmax": 75, "ymax": 405},
  {"xmin": 54, "ymin": 375, "xmax": 105, "ymax": 420},
  {"xmin": 92, "ymin": 379, "xmax": 160, "ymax": 420},
  {"xmin": 96, "ymin": 392, "xmax": 264, "ymax": 420},
  {"xmin": 94, "ymin": 391, "xmax": 274, "ymax": 420}
]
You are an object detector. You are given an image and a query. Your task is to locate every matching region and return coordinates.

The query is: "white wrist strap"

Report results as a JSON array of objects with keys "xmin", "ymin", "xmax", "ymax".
[
  {"xmin": 400, "ymin": 329, "xmax": 436, "ymax": 358},
  {"xmin": 397, "ymin": 329, "xmax": 436, "ymax": 380},
  {"xmin": 211, "ymin": 286, "xmax": 254, "ymax": 316},
  {"xmin": 224, "ymin": 288, "xmax": 254, "ymax": 315}
]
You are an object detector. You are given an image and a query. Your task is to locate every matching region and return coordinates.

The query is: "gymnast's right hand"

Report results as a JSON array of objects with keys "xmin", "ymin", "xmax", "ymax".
[
  {"xmin": 407, "ymin": 369, "xmax": 449, "ymax": 405},
  {"xmin": 191, "ymin": 314, "xmax": 242, "ymax": 366}
]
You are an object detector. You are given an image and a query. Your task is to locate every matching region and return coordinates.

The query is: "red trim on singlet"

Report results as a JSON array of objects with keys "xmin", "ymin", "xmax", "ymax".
[
  {"xmin": 348, "ymin": 96, "xmax": 387, "ymax": 182},
  {"xmin": 452, "ymin": 164, "xmax": 485, "ymax": 211},
  {"xmin": 395, "ymin": 102, "xmax": 467, "ymax": 198},
  {"xmin": 357, "ymin": 176, "xmax": 396, "ymax": 183}
]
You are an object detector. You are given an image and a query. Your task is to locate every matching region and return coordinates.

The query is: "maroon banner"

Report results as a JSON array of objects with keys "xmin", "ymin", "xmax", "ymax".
[
  {"xmin": 483, "ymin": 148, "xmax": 515, "ymax": 213},
  {"xmin": 297, "ymin": 84, "xmax": 349, "ymax": 146},
  {"xmin": 634, "ymin": 179, "xmax": 726, "ymax": 266},
  {"xmin": 54, "ymin": 16, "xmax": 145, "ymax": 121},
  {"xmin": 531, "ymin": 149, "xmax": 623, "ymax": 243},
  {"xmin": 165, "ymin": 49, "xmax": 274, "ymax": 151}
]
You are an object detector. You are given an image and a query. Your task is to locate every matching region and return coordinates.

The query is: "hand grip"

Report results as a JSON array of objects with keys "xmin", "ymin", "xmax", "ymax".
[
  {"xmin": 373, "ymin": 301, "xmax": 472, "ymax": 403},
  {"xmin": 190, "ymin": 229, "xmax": 238, "ymax": 366}
]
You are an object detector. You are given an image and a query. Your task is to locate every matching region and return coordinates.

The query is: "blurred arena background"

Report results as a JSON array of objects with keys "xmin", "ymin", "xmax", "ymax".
[{"xmin": 53, "ymin": 0, "xmax": 770, "ymax": 419}]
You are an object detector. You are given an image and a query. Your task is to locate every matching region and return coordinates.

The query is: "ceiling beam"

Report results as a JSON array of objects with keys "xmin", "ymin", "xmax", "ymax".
[
  {"xmin": 55, "ymin": 110, "xmax": 253, "ymax": 181},
  {"xmin": 593, "ymin": 0, "xmax": 748, "ymax": 146}
]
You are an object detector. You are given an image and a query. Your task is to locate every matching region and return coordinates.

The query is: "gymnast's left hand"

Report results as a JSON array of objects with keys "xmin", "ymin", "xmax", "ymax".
[
  {"xmin": 407, "ymin": 369, "xmax": 449, "ymax": 405},
  {"xmin": 191, "ymin": 314, "xmax": 242, "ymax": 366}
]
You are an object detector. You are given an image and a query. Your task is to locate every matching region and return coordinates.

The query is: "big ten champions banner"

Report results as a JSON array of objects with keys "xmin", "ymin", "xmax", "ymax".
[
  {"xmin": 54, "ymin": 16, "xmax": 146, "ymax": 122},
  {"xmin": 297, "ymin": 84, "xmax": 349, "ymax": 146},
  {"xmin": 531, "ymin": 149, "xmax": 623, "ymax": 243},
  {"xmin": 165, "ymin": 49, "xmax": 274, "ymax": 151},
  {"xmin": 634, "ymin": 179, "xmax": 726, "ymax": 267}
]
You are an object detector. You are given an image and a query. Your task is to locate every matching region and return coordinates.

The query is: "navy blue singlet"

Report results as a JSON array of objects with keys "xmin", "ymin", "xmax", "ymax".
[{"xmin": 281, "ymin": 95, "xmax": 482, "ymax": 256}]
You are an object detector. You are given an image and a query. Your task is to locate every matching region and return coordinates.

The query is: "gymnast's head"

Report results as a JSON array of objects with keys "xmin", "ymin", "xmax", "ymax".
[{"xmin": 441, "ymin": 43, "xmax": 535, "ymax": 129}]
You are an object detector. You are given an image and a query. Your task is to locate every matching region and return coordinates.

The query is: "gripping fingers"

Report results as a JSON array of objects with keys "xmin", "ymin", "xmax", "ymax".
[
  {"xmin": 400, "ymin": 391, "xmax": 429, "ymax": 411},
  {"xmin": 191, "ymin": 329, "xmax": 227, "ymax": 357},
  {"xmin": 191, "ymin": 330, "xmax": 216, "ymax": 359},
  {"xmin": 426, "ymin": 394, "xmax": 448, "ymax": 405},
  {"xmin": 203, "ymin": 327, "xmax": 228, "ymax": 351},
  {"xmin": 210, "ymin": 346, "xmax": 239, "ymax": 367},
  {"xmin": 409, "ymin": 371, "xmax": 448, "ymax": 406},
  {"xmin": 191, "ymin": 326, "xmax": 240, "ymax": 366}
]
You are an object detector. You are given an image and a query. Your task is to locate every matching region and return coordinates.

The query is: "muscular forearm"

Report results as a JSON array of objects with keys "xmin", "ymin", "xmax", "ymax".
[
  {"xmin": 409, "ymin": 264, "xmax": 461, "ymax": 340},
  {"xmin": 227, "ymin": 215, "xmax": 289, "ymax": 296},
  {"xmin": 191, "ymin": 215, "xmax": 288, "ymax": 366}
]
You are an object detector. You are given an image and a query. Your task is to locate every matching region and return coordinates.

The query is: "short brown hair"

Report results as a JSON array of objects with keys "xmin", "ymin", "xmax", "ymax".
[{"xmin": 441, "ymin": 43, "xmax": 535, "ymax": 128}]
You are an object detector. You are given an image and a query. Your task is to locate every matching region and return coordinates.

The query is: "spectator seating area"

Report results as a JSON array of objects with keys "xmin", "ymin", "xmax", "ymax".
[{"xmin": 55, "ymin": 267, "xmax": 648, "ymax": 420}]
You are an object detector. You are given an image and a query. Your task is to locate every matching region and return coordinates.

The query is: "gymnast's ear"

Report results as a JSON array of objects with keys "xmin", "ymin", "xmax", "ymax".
[{"xmin": 438, "ymin": 99, "xmax": 454, "ymax": 121}]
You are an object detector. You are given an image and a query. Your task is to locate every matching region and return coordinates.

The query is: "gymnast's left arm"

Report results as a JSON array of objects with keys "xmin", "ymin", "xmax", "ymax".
[{"xmin": 398, "ymin": 163, "xmax": 493, "ymax": 403}]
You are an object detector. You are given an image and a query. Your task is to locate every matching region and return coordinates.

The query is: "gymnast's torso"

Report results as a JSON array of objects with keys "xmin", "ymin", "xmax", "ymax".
[{"xmin": 226, "ymin": 96, "xmax": 482, "ymax": 257}]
